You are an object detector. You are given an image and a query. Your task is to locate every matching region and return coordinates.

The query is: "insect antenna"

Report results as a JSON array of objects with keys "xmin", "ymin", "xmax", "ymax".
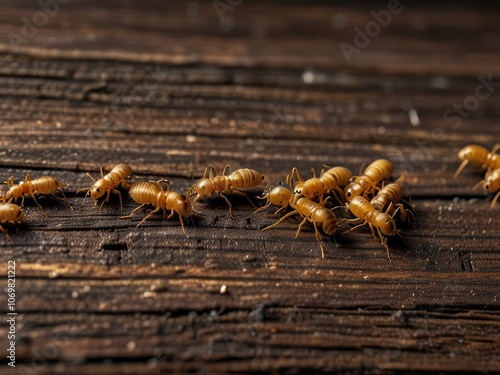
[{"xmin": 454, "ymin": 159, "xmax": 469, "ymax": 179}]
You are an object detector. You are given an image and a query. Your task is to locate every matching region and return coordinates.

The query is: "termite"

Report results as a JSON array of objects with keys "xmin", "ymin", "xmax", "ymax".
[
  {"xmin": 188, "ymin": 165, "xmax": 264, "ymax": 218},
  {"xmin": 3, "ymin": 174, "xmax": 72, "ymax": 217},
  {"xmin": 344, "ymin": 159, "xmax": 393, "ymax": 202},
  {"xmin": 473, "ymin": 168, "xmax": 500, "ymax": 208},
  {"xmin": 262, "ymin": 194, "xmax": 337, "ymax": 259},
  {"xmin": 343, "ymin": 195, "xmax": 398, "ymax": 262},
  {"xmin": 255, "ymin": 183, "xmax": 294, "ymax": 214},
  {"xmin": 454, "ymin": 144, "xmax": 500, "ymax": 179},
  {"xmin": 292, "ymin": 165, "xmax": 352, "ymax": 203},
  {"xmin": 0, "ymin": 203, "xmax": 25, "ymax": 242},
  {"xmin": 370, "ymin": 182, "xmax": 415, "ymax": 227},
  {"xmin": 81, "ymin": 164, "xmax": 132, "ymax": 211},
  {"xmin": 121, "ymin": 180, "xmax": 193, "ymax": 236}
]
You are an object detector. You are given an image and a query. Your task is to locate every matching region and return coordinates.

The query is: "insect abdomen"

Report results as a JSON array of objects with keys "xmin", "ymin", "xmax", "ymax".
[
  {"xmin": 105, "ymin": 164, "xmax": 132, "ymax": 185},
  {"xmin": 229, "ymin": 169, "xmax": 264, "ymax": 189},
  {"xmin": 129, "ymin": 182, "xmax": 162, "ymax": 207}
]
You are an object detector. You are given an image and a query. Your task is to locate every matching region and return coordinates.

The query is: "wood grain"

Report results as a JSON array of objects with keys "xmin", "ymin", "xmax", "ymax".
[{"xmin": 0, "ymin": 1, "xmax": 499, "ymax": 374}]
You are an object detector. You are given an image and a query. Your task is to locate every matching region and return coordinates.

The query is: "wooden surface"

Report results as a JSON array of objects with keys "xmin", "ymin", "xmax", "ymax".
[{"xmin": 0, "ymin": 1, "xmax": 499, "ymax": 374}]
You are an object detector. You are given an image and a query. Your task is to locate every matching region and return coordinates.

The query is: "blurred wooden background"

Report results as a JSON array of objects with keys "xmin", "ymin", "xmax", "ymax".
[{"xmin": 0, "ymin": 1, "xmax": 499, "ymax": 374}]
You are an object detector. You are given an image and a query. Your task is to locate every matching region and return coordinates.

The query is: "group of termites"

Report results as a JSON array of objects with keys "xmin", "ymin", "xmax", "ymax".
[
  {"xmin": 0, "ymin": 143, "xmax": 498, "ymax": 261},
  {"xmin": 454, "ymin": 144, "xmax": 500, "ymax": 207}
]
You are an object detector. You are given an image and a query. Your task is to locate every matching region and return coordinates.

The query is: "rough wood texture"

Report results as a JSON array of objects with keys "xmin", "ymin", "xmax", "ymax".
[{"xmin": 0, "ymin": 1, "xmax": 499, "ymax": 374}]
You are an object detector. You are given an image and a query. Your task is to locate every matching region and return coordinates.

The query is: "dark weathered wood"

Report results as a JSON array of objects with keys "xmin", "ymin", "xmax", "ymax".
[{"xmin": 0, "ymin": 1, "xmax": 500, "ymax": 374}]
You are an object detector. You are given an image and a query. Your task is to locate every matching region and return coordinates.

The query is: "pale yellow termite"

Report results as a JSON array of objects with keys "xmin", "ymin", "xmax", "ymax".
[
  {"xmin": 292, "ymin": 165, "xmax": 352, "ymax": 203},
  {"xmin": 262, "ymin": 193, "xmax": 337, "ymax": 259},
  {"xmin": 254, "ymin": 183, "xmax": 294, "ymax": 214},
  {"xmin": 454, "ymin": 144, "xmax": 500, "ymax": 179},
  {"xmin": 343, "ymin": 195, "xmax": 398, "ymax": 262},
  {"xmin": 188, "ymin": 165, "xmax": 264, "ymax": 218},
  {"xmin": 81, "ymin": 164, "xmax": 132, "ymax": 210},
  {"xmin": 370, "ymin": 182, "xmax": 415, "ymax": 227},
  {"xmin": 2, "ymin": 174, "xmax": 72, "ymax": 216},
  {"xmin": 344, "ymin": 159, "xmax": 393, "ymax": 202},
  {"xmin": 473, "ymin": 167, "xmax": 500, "ymax": 208},
  {"xmin": 122, "ymin": 180, "xmax": 193, "ymax": 236}
]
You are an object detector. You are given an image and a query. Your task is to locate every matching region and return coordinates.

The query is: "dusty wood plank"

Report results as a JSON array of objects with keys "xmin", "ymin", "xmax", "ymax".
[
  {"xmin": 0, "ymin": 1, "xmax": 500, "ymax": 374},
  {"xmin": 1, "ymin": 1, "xmax": 500, "ymax": 74},
  {"xmin": 1, "ymin": 263, "xmax": 499, "ymax": 373}
]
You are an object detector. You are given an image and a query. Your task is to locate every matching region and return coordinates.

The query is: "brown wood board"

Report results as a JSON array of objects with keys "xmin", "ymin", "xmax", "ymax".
[{"xmin": 0, "ymin": 1, "xmax": 499, "ymax": 374}]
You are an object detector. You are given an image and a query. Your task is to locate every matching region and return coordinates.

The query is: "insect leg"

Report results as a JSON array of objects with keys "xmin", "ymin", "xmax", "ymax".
[
  {"xmin": 0, "ymin": 224, "xmax": 12, "ymax": 242},
  {"xmin": 376, "ymin": 226, "xmax": 391, "ymax": 263},
  {"xmin": 5, "ymin": 177, "xmax": 15, "ymax": 187},
  {"xmin": 490, "ymin": 144, "xmax": 500, "ymax": 156},
  {"xmin": 86, "ymin": 172, "xmax": 97, "ymax": 183},
  {"xmin": 208, "ymin": 165, "xmax": 217, "ymax": 179},
  {"xmin": 55, "ymin": 187, "xmax": 74, "ymax": 212},
  {"xmin": 340, "ymin": 220, "xmax": 367, "ymax": 235},
  {"xmin": 202, "ymin": 166, "xmax": 210, "ymax": 179},
  {"xmin": 109, "ymin": 189, "xmax": 124, "ymax": 210},
  {"xmin": 120, "ymin": 180, "xmax": 132, "ymax": 191},
  {"xmin": 97, "ymin": 196, "xmax": 106, "ymax": 212},
  {"xmin": 363, "ymin": 180, "xmax": 382, "ymax": 195},
  {"xmin": 0, "ymin": 224, "xmax": 13, "ymax": 242},
  {"xmin": 312, "ymin": 220, "xmax": 325, "ymax": 259},
  {"xmin": 253, "ymin": 201, "xmax": 272, "ymax": 214},
  {"xmin": 233, "ymin": 189, "xmax": 257, "ymax": 209},
  {"xmin": 273, "ymin": 203, "xmax": 290, "ymax": 215},
  {"xmin": 454, "ymin": 159, "xmax": 469, "ymax": 179},
  {"xmin": 294, "ymin": 216, "xmax": 308, "ymax": 238},
  {"xmin": 262, "ymin": 210, "xmax": 298, "ymax": 231},
  {"xmin": 178, "ymin": 214, "xmax": 188, "ymax": 237},
  {"xmin": 393, "ymin": 203, "xmax": 406, "ymax": 221},
  {"xmin": 320, "ymin": 164, "xmax": 332, "ymax": 176},
  {"xmin": 136, "ymin": 207, "xmax": 162, "ymax": 227},
  {"xmin": 385, "ymin": 201, "xmax": 396, "ymax": 216},
  {"xmin": 156, "ymin": 179, "xmax": 171, "ymax": 191},
  {"xmin": 357, "ymin": 163, "xmax": 365, "ymax": 176},
  {"xmin": 29, "ymin": 193, "xmax": 48, "ymax": 217},
  {"xmin": 219, "ymin": 193, "xmax": 234, "ymax": 219},
  {"xmin": 490, "ymin": 190, "xmax": 500, "ymax": 208},
  {"xmin": 121, "ymin": 204, "xmax": 147, "ymax": 219},
  {"xmin": 310, "ymin": 168, "xmax": 317, "ymax": 179},
  {"xmin": 319, "ymin": 196, "xmax": 332, "ymax": 207},
  {"xmin": 79, "ymin": 189, "xmax": 92, "ymax": 204},
  {"xmin": 330, "ymin": 186, "xmax": 345, "ymax": 205},
  {"xmin": 191, "ymin": 194, "xmax": 202, "ymax": 204},
  {"xmin": 290, "ymin": 167, "xmax": 303, "ymax": 188}
]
